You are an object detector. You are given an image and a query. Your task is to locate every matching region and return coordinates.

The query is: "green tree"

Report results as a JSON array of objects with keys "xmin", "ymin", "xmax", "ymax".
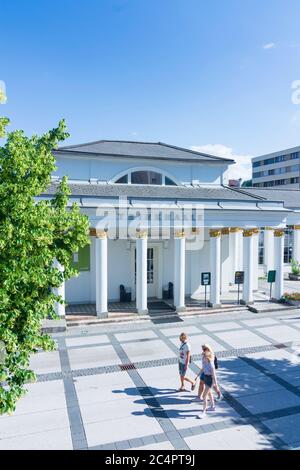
[{"xmin": 0, "ymin": 117, "xmax": 89, "ymax": 414}]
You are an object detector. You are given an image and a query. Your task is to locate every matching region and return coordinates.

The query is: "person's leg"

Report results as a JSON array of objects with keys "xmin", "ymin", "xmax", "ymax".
[
  {"xmin": 201, "ymin": 385, "xmax": 210, "ymax": 414},
  {"xmin": 208, "ymin": 389, "xmax": 215, "ymax": 410},
  {"xmin": 214, "ymin": 382, "xmax": 222, "ymax": 399},
  {"xmin": 198, "ymin": 380, "xmax": 204, "ymax": 398},
  {"xmin": 179, "ymin": 374, "xmax": 185, "ymax": 390}
]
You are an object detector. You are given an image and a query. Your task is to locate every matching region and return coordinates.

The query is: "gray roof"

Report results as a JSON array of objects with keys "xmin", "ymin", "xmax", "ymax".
[
  {"xmin": 55, "ymin": 140, "xmax": 234, "ymax": 164},
  {"xmin": 45, "ymin": 183, "xmax": 264, "ymax": 201},
  {"xmin": 235, "ymin": 188, "xmax": 300, "ymax": 209}
]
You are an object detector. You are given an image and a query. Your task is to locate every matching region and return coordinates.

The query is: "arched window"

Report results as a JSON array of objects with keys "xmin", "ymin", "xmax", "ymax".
[{"xmin": 114, "ymin": 169, "xmax": 177, "ymax": 186}]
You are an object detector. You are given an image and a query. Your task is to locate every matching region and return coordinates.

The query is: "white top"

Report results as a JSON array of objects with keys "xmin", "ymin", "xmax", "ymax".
[{"xmin": 179, "ymin": 341, "xmax": 191, "ymax": 364}]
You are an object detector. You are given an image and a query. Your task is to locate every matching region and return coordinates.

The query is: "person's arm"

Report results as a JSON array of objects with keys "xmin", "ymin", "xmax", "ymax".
[{"xmin": 185, "ymin": 350, "xmax": 190, "ymax": 369}]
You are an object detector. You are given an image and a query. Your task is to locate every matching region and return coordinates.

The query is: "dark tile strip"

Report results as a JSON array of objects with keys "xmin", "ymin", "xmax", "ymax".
[{"xmin": 56, "ymin": 337, "xmax": 88, "ymax": 450}]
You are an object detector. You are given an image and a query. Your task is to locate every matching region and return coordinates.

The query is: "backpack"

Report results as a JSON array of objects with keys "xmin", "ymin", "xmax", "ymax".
[{"xmin": 214, "ymin": 355, "xmax": 219, "ymax": 370}]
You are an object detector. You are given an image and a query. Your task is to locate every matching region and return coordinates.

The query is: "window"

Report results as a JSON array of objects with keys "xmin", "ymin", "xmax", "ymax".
[
  {"xmin": 131, "ymin": 170, "xmax": 162, "ymax": 185},
  {"xmin": 113, "ymin": 169, "xmax": 177, "ymax": 186},
  {"xmin": 71, "ymin": 244, "xmax": 90, "ymax": 271},
  {"xmin": 165, "ymin": 176, "xmax": 177, "ymax": 186},
  {"xmin": 258, "ymin": 230, "xmax": 264, "ymax": 265},
  {"xmin": 253, "ymin": 161, "xmax": 261, "ymax": 168},
  {"xmin": 275, "ymin": 155, "xmax": 286, "ymax": 163},
  {"xmin": 115, "ymin": 174, "xmax": 128, "ymax": 184},
  {"xmin": 264, "ymin": 158, "xmax": 275, "ymax": 165},
  {"xmin": 253, "ymin": 171, "xmax": 262, "ymax": 178},
  {"xmin": 291, "ymin": 152, "xmax": 299, "ymax": 160},
  {"xmin": 284, "ymin": 228, "xmax": 293, "ymax": 264}
]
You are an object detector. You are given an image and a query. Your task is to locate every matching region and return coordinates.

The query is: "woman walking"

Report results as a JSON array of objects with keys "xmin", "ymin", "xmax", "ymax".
[
  {"xmin": 195, "ymin": 345, "xmax": 222, "ymax": 401},
  {"xmin": 196, "ymin": 344, "xmax": 220, "ymax": 418},
  {"xmin": 178, "ymin": 333, "xmax": 196, "ymax": 392}
]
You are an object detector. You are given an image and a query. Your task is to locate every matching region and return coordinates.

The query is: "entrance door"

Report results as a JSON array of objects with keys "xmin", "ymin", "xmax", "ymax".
[{"xmin": 134, "ymin": 247, "xmax": 157, "ymax": 298}]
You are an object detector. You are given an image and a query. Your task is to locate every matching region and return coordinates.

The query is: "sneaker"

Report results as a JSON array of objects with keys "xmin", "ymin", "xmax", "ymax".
[
  {"xmin": 216, "ymin": 393, "xmax": 223, "ymax": 401},
  {"xmin": 198, "ymin": 411, "xmax": 206, "ymax": 419},
  {"xmin": 193, "ymin": 396, "xmax": 201, "ymax": 401},
  {"xmin": 208, "ymin": 405, "xmax": 216, "ymax": 411}
]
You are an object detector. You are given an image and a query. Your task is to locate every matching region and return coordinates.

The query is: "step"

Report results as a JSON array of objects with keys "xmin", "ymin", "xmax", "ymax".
[{"xmin": 247, "ymin": 302, "xmax": 297, "ymax": 314}]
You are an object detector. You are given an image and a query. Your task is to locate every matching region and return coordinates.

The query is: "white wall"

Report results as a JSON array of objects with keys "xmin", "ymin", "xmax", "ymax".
[{"xmin": 54, "ymin": 154, "xmax": 225, "ymax": 185}]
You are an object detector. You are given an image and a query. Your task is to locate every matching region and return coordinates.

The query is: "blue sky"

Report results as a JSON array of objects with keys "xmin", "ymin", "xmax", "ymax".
[{"xmin": 1, "ymin": 0, "xmax": 300, "ymax": 179}]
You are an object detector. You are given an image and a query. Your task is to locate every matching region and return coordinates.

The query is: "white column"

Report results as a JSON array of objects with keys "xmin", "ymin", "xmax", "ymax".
[
  {"xmin": 229, "ymin": 228, "xmax": 242, "ymax": 284},
  {"xmin": 293, "ymin": 225, "xmax": 300, "ymax": 263},
  {"xmin": 209, "ymin": 229, "xmax": 221, "ymax": 308},
  {"xmin": 221, "ymin": 228, "xmax": 230, "ymax": 294},
  {"xmin": 264, "ymin": 227, "xmax": 274, "ymax": 273},
  {"xmin": 54, "ymin": 259, "xmax": 65, "ymax": 317},
  {"xmin": 252, "ymin": 228, "xmax": 259, "ymax": 291},
  {"xmin": 95, "ymin": 231, "xmax": 108, "ymax": 318},
  {"xmin": 242, "ymin": 230, "xmax": 254, "ymax": 304},
  {"xmin": 274, "ymin": 229, "xmax": 285, "ymax": 300},
  {"xmin": 174, "ymin": 231, "xmax": 186, "ymax": 311},
  {"xmin": 136, "ymin": 231, "xmax": 148, "ymax": 314}
]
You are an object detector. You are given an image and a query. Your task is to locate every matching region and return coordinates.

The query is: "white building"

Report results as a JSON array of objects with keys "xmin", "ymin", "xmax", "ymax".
[
  {"xmin": 252, "ymin": 146, "xmax": 300, "ymax": 188},
  {"xmin": 42, "ymin": 140, "xmax": 300, "ymax": 318}
]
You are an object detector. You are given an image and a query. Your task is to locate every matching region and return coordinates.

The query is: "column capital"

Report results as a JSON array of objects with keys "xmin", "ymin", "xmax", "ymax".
[
  {"xmin": 136, "ymin": 229, "xmax": 148, "ymax": 239},
  {"xmin": 243, "ymin": 229, "xmax": 254, "ymax": 237},
  {"xmin": 293, "ymin": 225, "xmax": 300, "ymax": 230},
  {"xmin": 210, "ymin": 229, "xmax": 221, "ymax": 238},
  {"xmin": 264, "ymin": 226, "xmax": 274, "ymax": 231},
  {"xmin": 274, "ymin": 229, "xmax": 285, "ymax": 237},
  {"xmin": 174, "ymin": 229, "xmax": 185, "ymax": 239},
  {"xmin": 252, "ymin": 228, "xmax": 260, "ymax": 235},
  {"xmin": 229, "ymin": 227, "xmax": 242, "ymax": 233},
  {"xmin": 89, "ymin": 228, "xmax": 108, "ymax": 238},
  {"xmin": 221, "ymin": 228, "xmax": 230, "ymax": 235}
]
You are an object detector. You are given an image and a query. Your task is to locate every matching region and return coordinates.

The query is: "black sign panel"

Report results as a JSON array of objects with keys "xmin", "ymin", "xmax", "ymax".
[
  {"xmin": 235, "ymin": 271, "xmax": 244, "ymax": 285},
  {"xmin": 267, "ymin": 270, "xmax": 276, "ymax": 283},
  {"xmin": 201, "ymin": 272, "xmax": 211, "ymax": 286}
]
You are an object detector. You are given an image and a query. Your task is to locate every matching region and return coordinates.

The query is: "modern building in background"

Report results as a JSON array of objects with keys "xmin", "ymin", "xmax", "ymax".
[{"xmin": 252, "ymin": 146, "xmax": 300, "ymax": 188}]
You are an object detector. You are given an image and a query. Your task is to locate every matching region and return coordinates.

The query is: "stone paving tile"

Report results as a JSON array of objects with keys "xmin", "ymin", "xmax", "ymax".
[
  {"xmin": 84, "ymin": 414, "xmax": 163, "ymax": 447},
  {"xmin": 169, "ymin": 334, "xmax": 226, "ymax": 354},
  {"xmin": 131, "ymin": 441, "xmax": 174, "ymax": 450},
  {"xmin": 74, "ymin": 372, "xmax": 135, "ymax": 406},
  {"xmin": 236, "ymin": 389, "xmax": 300, "ymax": 415},
  {"xmin": 204, "ymin": 321, "xmax": 242, "ymax": 332},
  {"xmin": 68, "ymin": 344, "xmax": 121, "ymax": 370},
  {"xmin": 215, "ymin": 330, "xmax": 271, "ymax": 349},
  {"xmin": 115, "ymin": 330, "xmax": 158, "ymax": 342},
  {"xmin": 120, "ymin": 339, "xmax": 176, "ymax": 362},
  {"xmin": 264, "ymin": 413, "xmax": 300, "ymax": 445},
  {"xmin": 29, "ymin": 350, "xmax": 61, "ymax": 375},
  {"xmin": 160, "ymin": 325, "xmax": 201, "ymax": 337},
  {"xmin": 0, "ymin": 427, "xmax": 73, "ymax": 450},
  {"xmin": 0, "ymin": 408, "xmax": 70, "ymax": 440},
  {"xmin": 257, "ymin": 325, "xmax": 300, "ymax": 344},
  {"xmin": 184, "ymin": 424, "xmax": 274, "ymax": 450},
  {"xmin": 221, "ymin": 375, "xmax": 284, "ymax": 398},
  {"xmin": 65, "ymin": 334, "xmax": 110, "ymax": 347},
  {"xmin": 1, "ymin": 380, "xmax": 67, "ymax": 416},
  {"xmin": 241, "ymin": 318, "xmax": 281, "ymax": 328}
]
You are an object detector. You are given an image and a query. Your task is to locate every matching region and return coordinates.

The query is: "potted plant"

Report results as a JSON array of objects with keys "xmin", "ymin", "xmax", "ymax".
[
  {"xmin": 281, "ymin": 292, "xmax": 300, "ymax": 307},
  {"xmin": 289, "ymin": 259, "xmax": 300, "ymax": 281}
]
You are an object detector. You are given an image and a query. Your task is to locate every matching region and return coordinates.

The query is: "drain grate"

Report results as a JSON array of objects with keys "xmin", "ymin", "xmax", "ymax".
[{"xmin": 119, "ymin": 363, "xmax": 136, "ymax": 371}]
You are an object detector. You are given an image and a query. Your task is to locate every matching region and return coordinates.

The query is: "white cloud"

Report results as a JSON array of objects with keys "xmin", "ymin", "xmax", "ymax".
[
  {"xmin": 190, "ymin": 144, "xmax": 253, "ymax": 183},
  {"xmin": 263, "ymin": 42, "xmax": 275, "ymax": 49}
]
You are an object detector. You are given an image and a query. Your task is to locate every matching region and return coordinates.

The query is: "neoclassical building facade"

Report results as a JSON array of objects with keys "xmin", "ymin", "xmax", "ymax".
[{"xmin": 42, "ymin": 140, "xmax": 300, "ymax": 317}]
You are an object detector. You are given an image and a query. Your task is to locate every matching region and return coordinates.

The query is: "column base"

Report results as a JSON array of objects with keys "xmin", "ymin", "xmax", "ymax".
[
  {"xmin": 137, "ymin": 308, "xmax": 149, "ymax": 315},
  {"xmin": 240, "ymin": 300, "xmax": 254, "ymax": 305},
  {"xmin": 175, "ymin": 306, "xmax": 186, "ymax": 313},
  {"xmin": 208, "ymin": 302, "xmax": 222, "ymax": 309},
  {"xmin": 96, "ymin": 311, "xmax": 108, "ymax": 318}
]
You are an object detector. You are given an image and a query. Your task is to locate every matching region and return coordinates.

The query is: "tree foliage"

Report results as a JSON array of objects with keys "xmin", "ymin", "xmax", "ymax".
[{"xmin": 0, "ymin": 118, "xmax": 89, "ymax": 414}]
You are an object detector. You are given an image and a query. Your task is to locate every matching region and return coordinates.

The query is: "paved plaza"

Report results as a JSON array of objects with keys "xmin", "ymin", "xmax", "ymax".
[{"xmin": 1, "ymin": 307, "xmax": 300, "ymax": 450}]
